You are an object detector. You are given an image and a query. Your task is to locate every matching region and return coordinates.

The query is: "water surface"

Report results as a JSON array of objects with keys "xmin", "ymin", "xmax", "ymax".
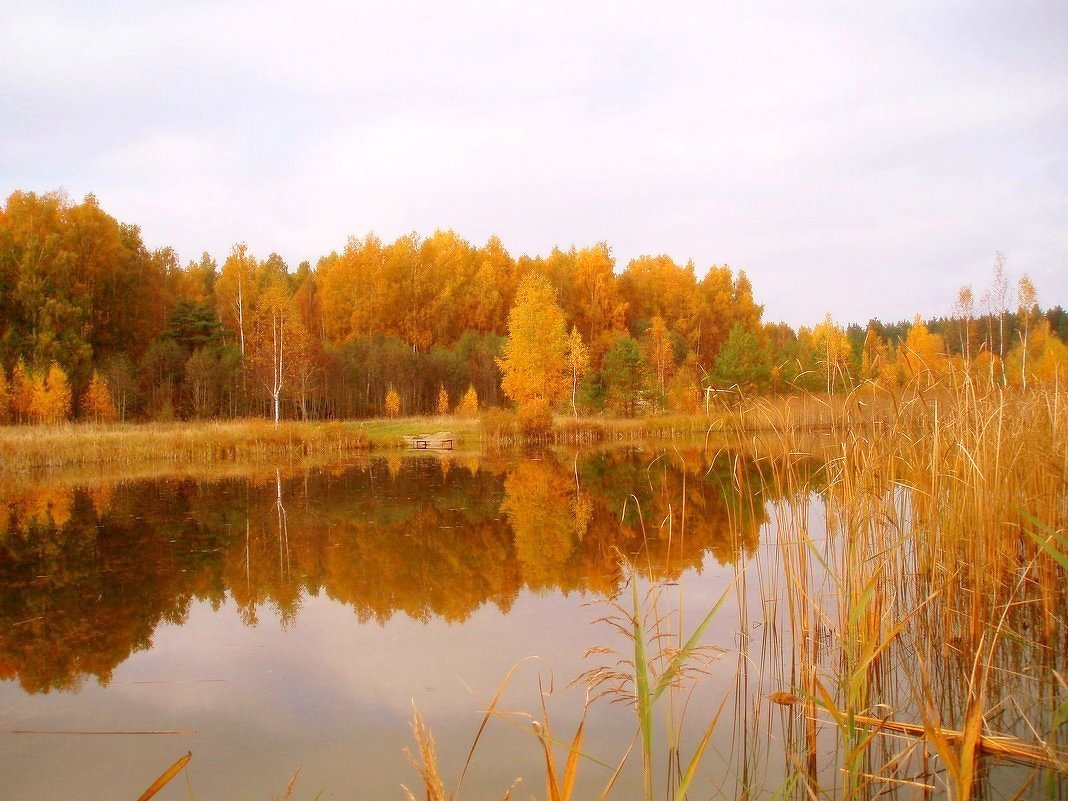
[{"xmin": 1, "ymin": 447, "xmax": 759, "ymax": 800}]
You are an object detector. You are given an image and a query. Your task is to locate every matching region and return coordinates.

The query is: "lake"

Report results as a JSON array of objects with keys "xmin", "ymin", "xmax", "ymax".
[{"xmin": 0, "ymin": 443, "xmax": 1063, "ymax": 800}]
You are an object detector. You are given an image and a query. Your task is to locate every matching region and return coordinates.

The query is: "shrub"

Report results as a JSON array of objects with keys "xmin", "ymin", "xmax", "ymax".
[
  {"xmin": 516, "ymin": 399, "xmax": 554, "ymax": 438},
  {"xmin": 479, "ymin": 407, "xmax": 516, "ymax": 441}
]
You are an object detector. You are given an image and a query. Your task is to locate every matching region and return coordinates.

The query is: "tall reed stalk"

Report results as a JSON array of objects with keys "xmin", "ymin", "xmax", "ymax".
[{"xmin": 729, "ymin": 378, "xmax": 1067, "ymax": 800}]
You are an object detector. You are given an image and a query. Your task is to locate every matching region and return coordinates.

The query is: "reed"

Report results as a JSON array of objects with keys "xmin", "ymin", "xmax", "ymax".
[
  {"xmin": 727, "ymin": 377, "xmax": 1067, "ymax": 800},
  {"xmin": 400, "ymin": 378, "xmax": 1064, "ymax": 800}
]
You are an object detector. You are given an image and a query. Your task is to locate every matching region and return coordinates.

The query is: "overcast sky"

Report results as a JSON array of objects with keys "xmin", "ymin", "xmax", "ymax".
[{"xmin": 2, "ymin": 1, "xmax": 1065, "ymax": 328}]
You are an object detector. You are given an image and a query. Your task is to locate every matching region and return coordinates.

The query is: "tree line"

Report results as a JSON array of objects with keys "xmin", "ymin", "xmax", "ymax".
[{"xmin": 0, "ymin": 190, "xmax": 1064, "ymax": 425}]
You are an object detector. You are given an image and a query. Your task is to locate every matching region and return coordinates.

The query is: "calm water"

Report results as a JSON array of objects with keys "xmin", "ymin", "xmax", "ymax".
[
  {"xmin": 0, "ymin": 447, "xmax": 765, "ymax": 800},
  {"xmin": 0, "ymin": 446, "xmax": 1059, "ymax": 800}
]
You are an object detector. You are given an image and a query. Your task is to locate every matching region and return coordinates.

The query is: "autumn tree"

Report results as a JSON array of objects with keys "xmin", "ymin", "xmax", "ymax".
[
  {"xmin": 385, "ymin": 384, "xmax": 401, "ymax": 418},
  {"xmin": 619, "ymin": 255, "xmax": 698, "ymax": 345},
  {"xmin": 81, "ymin": 371, "xmax": 117, "ymax": 422},
  {"xmin": 952, "ymin": 285, "xmax": 976, "ymax": 367},
  {"xmin": 103, "ymin": 355, "xmax": 136, "ymax": 422},
  {"xmin": 1007, "ymin": 320, "xmax": 1067, "ymax": 387},
  {"xmin": 980, "ymin": 251, "xmax": 1012, "ymax": 386},
  {"xmin": 861, "ymin": 325, "xmax": 896, "ymax": 386},
  {"xmin": 10, "ymin": 359, "xmax": 34, "ymax": 423},
  {"xmin": 564, "ymin": 326, "xmax": 590, "ymax": 418},
  {"xmin": 497, "ymin": 272, "xmax": 568, "ymax": 417},
  {"xmin": 692, "ymin": 266, "xmax": 762, "ymax": 362},
  {"xmin": 0, "ymin": 369, "xmax": 10, "ymax": 424},
  {"xmin": 437, "ymin": 384, "xmax": 450, "ymax": 416},
  {"xmin": 902, "ymin": 316, "xmax": 946, "ymax": 387},
  {"xmin": 215, "ymin": 243, "xmax": 259, "ymax": 358},
  {"xmin": 457, "ymin": 385, "xmax": 479, "ymax": 417},
  {"xmin": 811, "ymin": 314, "xmax": 852, "ymax": 394},
  {"xmin": 29, "ymin": 362, "xmax": 71, "ymax": 424},
  {"xmin": 248, "ymin": 280, "xmax": 311, "ymax": 425},
  {"xmin": 643, "ymin": 316, "xmax": 675, "ymax": 401},
  {"xmin": 182, "ymin": 347, "xmax": 220, "ymax": 418},
  {"xmin": 569, "ymin": 243, "xmax": 626, "ymax": 349}
]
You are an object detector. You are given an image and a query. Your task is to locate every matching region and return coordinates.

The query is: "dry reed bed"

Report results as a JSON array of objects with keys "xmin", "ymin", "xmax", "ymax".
[{"xmin": 732, "ymin": 382, "xmax": 1067, "ymax": 800}]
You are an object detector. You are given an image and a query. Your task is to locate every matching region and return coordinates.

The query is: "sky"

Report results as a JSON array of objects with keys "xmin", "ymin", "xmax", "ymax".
[{"xmin": 2, "ymin": 1, "xmax": 1065, "ymax": 329}]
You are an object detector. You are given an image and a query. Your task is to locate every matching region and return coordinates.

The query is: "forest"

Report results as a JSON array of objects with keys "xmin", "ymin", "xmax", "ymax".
[{"xmin": 1, "ymin": 189, "xmax": 1066, "ymax": 425}]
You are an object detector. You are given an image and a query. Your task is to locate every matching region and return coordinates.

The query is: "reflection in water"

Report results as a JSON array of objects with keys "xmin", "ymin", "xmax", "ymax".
[{"xmin": 0, "ymin": 447, "xmax": 773, "ymax": 694}]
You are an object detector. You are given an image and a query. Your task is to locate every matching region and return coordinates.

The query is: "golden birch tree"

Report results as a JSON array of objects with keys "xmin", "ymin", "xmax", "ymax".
[
  {"xmin": 81, "ymin": 371, "xmax": 117, "ymax": 422},
  {"xmin": 903, "ymin": 316, "xmax": 946, "ymax": 387},
  {"xmin": 249, "ymin": 280, "xmax": 310, "ymax": 425},
  {"xmin": 644, "ymin": 315, "xmax": 674, "ymax": 400},
  {"xmin": 497, "ymin": 272, "xmax": 568, "ymax": 411},
  {"xmin": 457, "ymin": 385, "xmax": 479, "ymax": 417},
  {"xmin": 11, "ymin": 359, "xmax": 34, "ymax": 424},
  {"xmin": 30, "ymin": 362, "xmax": 71, "ymax": 424},
  {"xmin": 385, "ymin": 384, "xmax": 400, "ymax": 418},
  {"xmin": 564, "ymin": 325, "xmax": 589, "ymax": 418},
  {"xmin": 811, "ymin": 314, "xmax": 851, "ymax": 394},
  {"xmin": 216, "ymin": 243, "xmax": 259, "ymax": 359}
]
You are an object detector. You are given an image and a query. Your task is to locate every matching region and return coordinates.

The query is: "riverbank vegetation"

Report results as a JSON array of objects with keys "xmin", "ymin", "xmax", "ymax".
[
  {"xmin": 1, "ymin": 191, "xmax": 1065, "ymax": 433},
  {"xmin": 401, "ymin": 381, "xmax": 1066, "ymax": 801}
]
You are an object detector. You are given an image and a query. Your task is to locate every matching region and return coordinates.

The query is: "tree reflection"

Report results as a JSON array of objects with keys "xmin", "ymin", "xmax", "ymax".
[{"xmin": 0, "ymin": 446, "xmax": 782, "ymax": 693}]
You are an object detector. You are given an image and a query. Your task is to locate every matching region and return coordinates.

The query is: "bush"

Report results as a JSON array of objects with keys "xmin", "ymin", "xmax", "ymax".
[
  {"xmin": 479, "ymin": 407, "xmax": 517, "ymax": 441},
  {"xmin": 516, "ymin": 399, "xmax": 554, "ymax": 438},
  {"xmin": 556, "ymin": 417, "xmax": 605, "ymax": 443}
]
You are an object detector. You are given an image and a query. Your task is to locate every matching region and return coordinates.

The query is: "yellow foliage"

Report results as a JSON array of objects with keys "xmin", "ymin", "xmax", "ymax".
[
  {"xmin": 501, "ymin": 459, "xmax": 575, "ymax": 587},
  {"xmin": 1006, "ymin": 321, "xmax": 1068, "ymax": 387},
  {"xmin": 498, "ymin": 272, "xmax": 568, "ymax": 408},
  {"xmin": 11, "ymin": 359, "xmax": 34, "ymax": 423},
  {"xmin": 902, "ymin": 316, "xmax": 946, "ymax": 386},
  {"xmin": 812, "ymin": 314, "xmax": 852, "ymax": 393},
  {"xmin": 82, "ymin": 371, "xmax": 117, "ymax": 423},
  {"xmin": 436, "ymin": 384, "xmax": 449, "ymax": 416},
  {"xmin": 385, "ymin": 384, "xmax": 401, "ymax": 418},
  {"xmin": 456, "ymin": 385, "xmax": 479, "ymax": 417},
  {"xmin": 0, "ymin": 370, "xmax": 10, "ymax": 424},
  {"xmin": 29, "ymin": 362, "xmax": 72, "ymax": 424}
]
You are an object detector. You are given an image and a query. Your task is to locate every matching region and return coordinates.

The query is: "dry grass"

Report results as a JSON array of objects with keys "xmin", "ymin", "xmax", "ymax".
[
  {"xmin": 405, "ymin": 377, "xmax": 1066, "ymax": 800},
  {"xmin": 0, "ymin": 419, "xmax": 376, "ymax": 473},
  {"xmin": 728, "ymin": 378, "xmax": 1067, "ymax": 799}
]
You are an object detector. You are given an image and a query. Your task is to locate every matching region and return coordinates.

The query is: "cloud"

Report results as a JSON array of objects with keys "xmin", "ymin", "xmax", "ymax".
[{"xmin": 2, "ymin": 1, "xmax": 1064, "ymax": 326}]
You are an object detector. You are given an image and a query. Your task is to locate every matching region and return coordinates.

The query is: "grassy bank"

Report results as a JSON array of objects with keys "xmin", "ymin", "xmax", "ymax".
[{"xmin": 0, "ymin": 413, "xmax": 723, "ymax": 473}]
